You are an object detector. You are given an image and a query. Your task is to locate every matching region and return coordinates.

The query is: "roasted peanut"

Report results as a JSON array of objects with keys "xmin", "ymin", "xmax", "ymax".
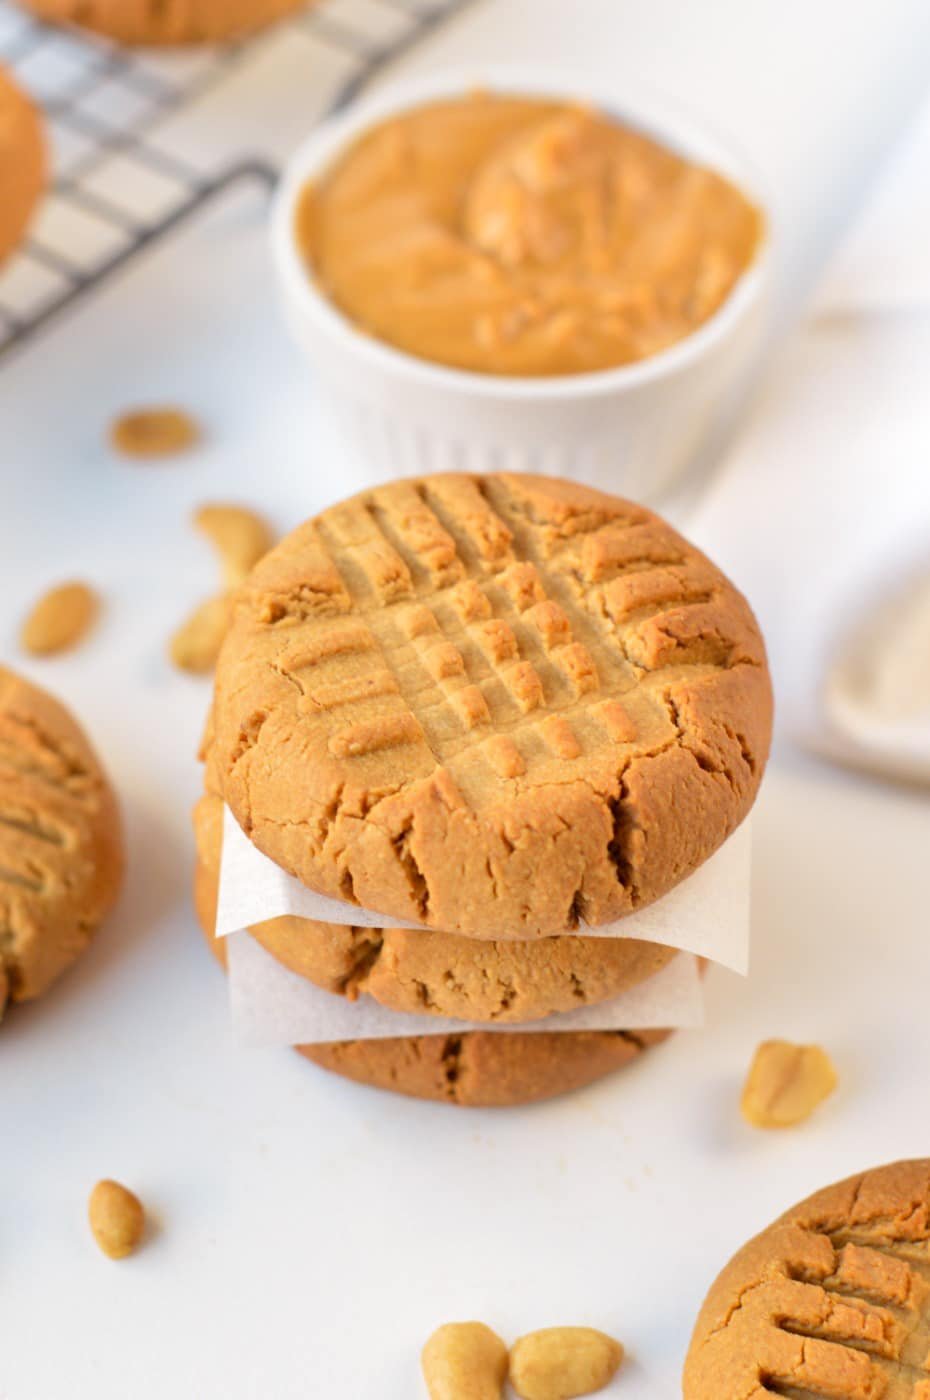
[
  {"xmin": 21, "ymin": 581, "xmax": 99, "ymax": 655},
  {"xmin": 88, "ymin": 1179, "xmax": 145, "ymax": 1259},
  {"xmin": 170, "ymin": 594, "xmax": 230, "ymax": 674},
  {"xmin": 421, "ymin": 1321, "xmax": 508, "ymax": 1399},
  {"xmin": 110, "ymin": 406, "xmax": 199, "ymax": 458},
  {"xmin": 509, "ymin": 1327, "xmax": 624, "ymax": 1399},
  {"xmin": 195, "ymin": 503, "xmax": 272, "ymax": 587},
  {"xmin": 741, "ymin": 1039, "xmax": 837, "ymax": 1128}
]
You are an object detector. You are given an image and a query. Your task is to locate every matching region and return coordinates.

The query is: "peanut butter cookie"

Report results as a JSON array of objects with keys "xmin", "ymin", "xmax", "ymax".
[
  {"xmin": 194, "ymin": 855, "xmax": 670, "ymax": 1106},
  {"xmin": 0, "ymin": 667, "xmax": 123, "ymax": 1017},
  {"xmin": 194, "ymin": 788, "xmax": 675, "ymax": 1023},
  {"xmin": 18, "ymin": 0, "xmax": 306, "ymax": 45},
  {"xmin": 209, "ymin": 473, "xmax": 771, "ymax": 939},
  {"xmin": 0, "ymin": 65, "xmax": 45, "ymax": 267},
  {"xmin": 684, "ymin": 1159, "xmax": 930, "ymax": 1397}
]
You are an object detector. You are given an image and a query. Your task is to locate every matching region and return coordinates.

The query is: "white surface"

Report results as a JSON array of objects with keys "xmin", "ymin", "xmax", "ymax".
[
  {"xmin": 693, "ymin": 311, "xmax": 930, "ymax": 780},
  {"xmin": 218, "ymin": 805, "xmax": 753, "ymax": 972},
  {"xmin": 691, "ymin": 96, "xmax": 930, "ymax": 780},
  {"xmin": 228, "ymin": 936, "xmax": 703, "ymax": 1045},
  {"xmin": 3, "ymin": 4, "xmax": 930, "ymax": 1399}
]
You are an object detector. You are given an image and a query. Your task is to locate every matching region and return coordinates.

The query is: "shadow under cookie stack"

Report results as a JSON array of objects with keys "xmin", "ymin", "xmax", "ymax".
[{"xmin": 195, "ymin": 472, "xmax": 772, "ymax": 1107}]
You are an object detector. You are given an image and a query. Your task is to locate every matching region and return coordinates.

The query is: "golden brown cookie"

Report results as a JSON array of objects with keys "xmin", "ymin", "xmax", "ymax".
[
  {"xmin": 18, "ymin": 0, "xmax": 306, "ymax": 45},
  {"xmin": 0, "ymin": 65, "xmax": 45, "ymax": 267},
  {"xmin": 194, "ymin": 789, "xmax": 676, "ymax": 1023},
  {"xmin": 684, "ymin": 1159, "xmax": 930, "ymax": 1398},
  {"xmin": 209, "ymin": 473, "xmax": 771, "ymax": 939},
  {"xmin": 194, "ymin": 857, "xmax": 670, "ymax": 1106},
  {"xmin": 0, "ymin": 667, "xmax": 123, "ymax": 1017}
]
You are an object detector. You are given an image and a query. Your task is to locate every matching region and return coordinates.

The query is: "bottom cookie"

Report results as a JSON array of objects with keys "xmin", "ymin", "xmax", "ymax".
[
  {"xmin": 295, "ymin": 1028, "xmax": 669, "ymax": 1107},
  {"xmin": 195, "ymin": 862, "xmax": 671, "ymax": 1107}
]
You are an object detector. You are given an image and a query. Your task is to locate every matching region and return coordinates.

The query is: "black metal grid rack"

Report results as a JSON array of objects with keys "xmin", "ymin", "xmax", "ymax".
[{"xmin": 0, "ymin": 0, "xmax": 478, "ymax": 359}]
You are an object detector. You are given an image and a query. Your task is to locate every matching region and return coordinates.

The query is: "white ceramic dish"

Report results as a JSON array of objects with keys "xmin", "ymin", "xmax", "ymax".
[{"xmin": 272, "ymin": 67, "xmax": 772, "ymax": 501}]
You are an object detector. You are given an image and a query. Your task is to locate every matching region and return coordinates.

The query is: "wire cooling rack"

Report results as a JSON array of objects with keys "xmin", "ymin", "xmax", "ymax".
[{"xmin": 0, "ymin": 0, "xmax": 478, "ymax": 358}]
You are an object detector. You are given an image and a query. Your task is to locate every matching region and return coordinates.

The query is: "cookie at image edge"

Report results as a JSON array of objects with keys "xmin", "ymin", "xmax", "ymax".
[
  {"xmin": 0, "ymin": 666, "xmax": 124, "ymax": 1016},
  {"xmin": 194, "ymin": 860, "xmax": 671, "ymax": 1106},
  {"xmin": 0, "ymin": 65, "xmax": 45, "ymax": 267},
  {"xmin": 17, "ymin": 0, "xmax": 307, "ymax": 44},
  {"xmin": 193, "ymin": 788, "xmax": 678, "ymax": 1024},
  {"xmin": 209, "ymin": 472, "xmax": 772, "ymax": 939},
  {"xmin": 684, "ymin": 1158, "xmax": 930, "ymax": 1397}
]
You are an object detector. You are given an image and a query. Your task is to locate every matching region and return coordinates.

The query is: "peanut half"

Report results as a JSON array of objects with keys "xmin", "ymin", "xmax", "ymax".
[
  {"xmin": 194, "ymin": 503, "xmax": 273, "ymax": 588},
  {"xmin": 509, "ymin": 1328, "xmax": 624, "ymax": 1400},
  {"xmin": 741, "ymin": 1039, "xmax": 838, "ymax": 1129},
  {"xmin": 110, "ymin": 406, "xmax": 199, "ymax": 458},
  {"xmin": 170, "ymin": 594, "xmax": 231, "ymax": 674},
  {"xmin": 169, "ymin": 505, "xmax": 273, "ymax": 674},
  {"xmin": 21, "ymin": 581, "xmax": 99, "ymax": 655},
  {"xmin": 88, "ymin": 1179, "xmax": 145, "ymax": 1259},
  {"xmin": 422, "ymin": 1321, "xmax": 508, "ymax": 1400}
]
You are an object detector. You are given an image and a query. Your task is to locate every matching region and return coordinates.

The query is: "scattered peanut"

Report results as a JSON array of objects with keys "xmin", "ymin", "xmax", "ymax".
[
  {"xmin": 509, "ymin": 1328, "xmax": 624, "ymax": 1400},
  {"xmin": 422, "ymin": 1321, "xmax": 508, "ymax": 1400},
  {"xmin": 110, "ymin": 406, "xmax": 199, "ymax": 458},
  {"xmin": 741, "ymin": 1039, "xmax": 837, "ymax": 1129},
  {"xmin": 21, "ymin": 581, "xmax": 99, "ymax": 655},
  {"xmin": 88, "ymin": 1179, "xmax": 145, "ymax": 1259},
  {"xmin": 169, "ymin": 504, "xmax": 274, "ymax": 674},
  {"xmin": 194, "ymin": 503, "xmax": 273, "ymax": 587},
  {"xmin": 170, "ymin": 594, "xmax": 230, "ymax": 674}
]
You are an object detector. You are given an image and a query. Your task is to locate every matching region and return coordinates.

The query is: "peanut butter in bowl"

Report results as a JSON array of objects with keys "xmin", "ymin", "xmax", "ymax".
[{"xmin": 294, "ymin": 91, "xmax": 764, "ymax": 378}]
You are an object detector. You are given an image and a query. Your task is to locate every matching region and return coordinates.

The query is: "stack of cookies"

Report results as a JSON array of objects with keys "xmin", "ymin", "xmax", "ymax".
[{"xmin": 195, "ymin": 472, "xmax": 772, "ymax": 1106}]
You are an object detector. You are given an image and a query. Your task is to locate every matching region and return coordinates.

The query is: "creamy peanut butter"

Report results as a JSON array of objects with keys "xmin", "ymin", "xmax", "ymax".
[{"xmin": 296, "ymin": 92, "xmax": 764, "ymax": 377}]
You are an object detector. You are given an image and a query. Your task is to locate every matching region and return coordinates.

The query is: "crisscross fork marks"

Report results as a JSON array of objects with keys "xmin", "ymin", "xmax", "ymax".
[
  {"xmin": 323, "ymin": 482, "xmax": 675, "ymax": 773},
  {"xmin": 309, "ymin": 495, "xmax": 624, "ymax": 773},
  {"xmin": 759, "ymin": 1233, "xmax": 930, "ymax": 1398},
  {"xmin": 0, "ymin": 864, "xmax": 44, "ymax": 893},
  {"xmin": 478, "ymin": 473, "xmax": 744, "ymax": 680},
  {"xmin": 0, "ymin": 809, "xmax": 64, "ymax": 846}
]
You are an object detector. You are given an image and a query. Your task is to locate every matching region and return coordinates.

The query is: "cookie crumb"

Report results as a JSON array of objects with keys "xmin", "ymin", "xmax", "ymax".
[
  {"xmin": 509, "ymin": 1327, "xmax": 624, "ymax": 1399},
  {"xmin": 21, "ymin": 581, "xmax": 99, "ymax": 655},
  {"xmin": 741, "ymin": 1039, "xmax": 837, "ymax": 1129},
  {"xmin": 110, "ymin": 407, "xmax": 199, "ymax": 459},
  {"xmin": 422, "ymin": 1321, "xmax": 508, "ymax": 1399},
  {"xmin": 88, "ymin": 1179, "xmax": 145, "ymax": 1259}
]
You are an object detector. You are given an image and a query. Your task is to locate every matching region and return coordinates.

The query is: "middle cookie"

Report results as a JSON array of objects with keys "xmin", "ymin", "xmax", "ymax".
[{"xmin": 195, "ymin": 791, "xmax": 676, "ymax": 1024}]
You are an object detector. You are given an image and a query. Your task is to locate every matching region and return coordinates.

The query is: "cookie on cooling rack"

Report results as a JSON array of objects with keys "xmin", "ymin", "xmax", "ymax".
[
  {"xmin": 18, "ymin": 0, "xmax": 307, "ymax": 45},
  {"xmin": 0, "ymin": 667, "xmax": 123, "ymax": 1018},
  {"xmin": 684, "ymin": 1158, "xmax": 930, "ymax": 1396},
  {"xmin": 0, "ymin": 64, "xmax": 45, "ymax": 267}
]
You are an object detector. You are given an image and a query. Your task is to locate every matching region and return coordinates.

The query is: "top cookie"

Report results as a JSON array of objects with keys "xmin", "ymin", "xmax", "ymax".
[
  {"xmin": 684, "ymin": 1158, "xmax": 930, "ymax": 1398},
  {"xmin": 0, "ymin": 667, "xmax": 123, "ymax": 1014},
  {"xmin": 209, "ymin": 473, "xmax": 771, "ymax": 939},
  {"xmin": 0, "ymin": 65, "xmax": 45, "ymax": 266}
]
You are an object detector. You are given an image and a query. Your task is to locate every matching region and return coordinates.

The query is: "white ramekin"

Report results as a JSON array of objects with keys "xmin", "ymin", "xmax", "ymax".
[{"xmin": 272, "ymin": 67, "xmax": 772, "ymax": 501}]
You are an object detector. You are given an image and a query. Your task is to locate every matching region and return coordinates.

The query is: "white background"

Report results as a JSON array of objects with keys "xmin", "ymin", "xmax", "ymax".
[{"xmin": 2, "ymin": 2, "xmax": 930, "ymax": 1397}]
